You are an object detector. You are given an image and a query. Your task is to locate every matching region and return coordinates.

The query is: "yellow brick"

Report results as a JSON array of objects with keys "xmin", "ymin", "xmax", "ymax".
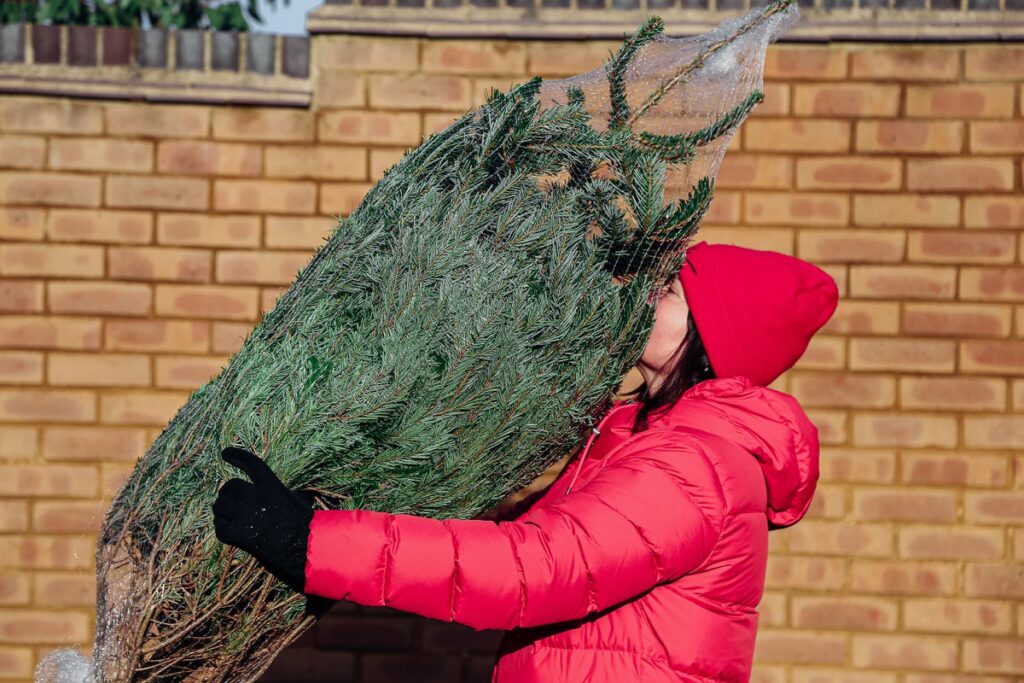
[
  {"xmin": 0, "ymin": 98, "xmax": 103, "ymax": 134},
  {"xmin": 105, "ymin": 319, "xmax": 210, "ymax": 354},
  {"xmin": 820, "ymin": 300, "xmax": 900, "ymax": 335},
  {"xmin": 900, "ymin": 376, "xmax": 1007, "ymax": 412},
  {"xmin": 0, "ymin": 316, "xmax": 101, "ymax": 351},
  {"xmin": 46, "ymin": 209, "xmax": 152, "ymax": 244},
  {"xmin": 796, "ymin": 157, "xmax": 901, "ymax": 191},
  {"xmin": 793, "ymin": 83, "xmax": 900, "ymax": 117},
  {"xmin": 154, "ymin": 355, "xmax": 230, "ymax": 390},
  {"xmin": 47, "ymin": 352, "xmax": 151, "ymax": 387},
  {"xmin": 903, "ymin": 302, "xmax": 1012, "ymax": 338},
  {"xmin": 319, "ymin": 110, "xmax": 421, "ymax": 145},
  {"xmin": 907, "ymin": 158, "xmax": 1014, "ymax": 193},
  {"xmin": 215, "ymin": 251, "xmax": 312, "ymax": 285},
  {"xmin": 0, "ymin": 608, "xmax": 90, "ymax": 643},
  {"xmin": 320, "ymin": 182, "xmax": 373, "ymax": 216},
  {"xmin": 764, "ymin": 45, "xmax": 849, "ymax": 80},
  {"xmin": 881, "ymin": 263, "xmax": 949, "ymax": 305},
  {"xmin": 0, "ymin": 389, "xmax": 95, "ymax": 423},
  {"xmin": 213, "ymin": 179, "xmax": 316, "ymax": 214},
  {"xmin": 106, "ymin": 175, "xmax": 209, "ymax": 211},
  {"xmin": 0, "ymin": 244, "xmax": 103, "ymax": 278},
  {"xmin": 525, "ymin": 40, "xmax": 622, "ymax": 78},
  {"xmin": 0, "ymin": 423, "xmax": 38, "ymax": 456},
  {"xmin": 908, "ymin": 231, "xmax": 1016, "ymax": 265},
  {"xmin": 99, "ymin": 391, "xmax": 189, "ymax": 426},
  {"xmin": 370, "ymin": 148, "xmax": 408, "ymax": 181},
  {"xmin": 473, "ymin": 77, "xmax": 534, "ymax": 108},
  {"xmin": 0, "ymin": 281, "xmax": 43, "ymax": 314},
  {"xmin": 965, "ymin": 196, "xmax": 1024, "ymax": 229},
  {"xmin": 744, "ymin": 120, "xmax": 851, "ymax": 154},
  {"xmin": 32, "ymin": 500, "xmax": 105, "ymax": 533},
  {"xmin": 212, "ymin": 108, "xmax": 314, "ymax": 142},
  {"xmin": 0, "ymin": 351, "xmax": 43, "ymax": 385},
  {"xmin": 961, "ymin": 340, "xmax": 1024, "ymax": 376},
  {"xmin": 965, "ymin": 45, "xmax": 1024, "ymax": 82},
  {"xmin": 853, "ymin": 194, "xmax": 960, "ymax": 228},
  {"xmin": 105, "ymin": 102, "xmax": 209, "ymax": 138},
  {"xmin": 787, "ymin": 521, "xmax": 894, "ymax": 558},
  {"xmin": 856, "ymin": 120, "xmax": 964, "ymax": 155},
  {"xmin": 0, "ymin": 206, "xmax": 45, "ymax": 241},
  {"xmin": 49, "ymin": 138, "xmax": 153, "ymax": 173},
  {"xmin": 41, "ymin": 426, "xmax": 147, "ymax": 462},
  {"xmin": 0, "ymin": 172, "xmax": 101, "ymax": 207},
  {"xmin": 960, "ymin": 267, "xmax": 1024, "ymax": 302},
  {"xmin": 156, "ymin": 140, "xmax": 262, "ymax": 176},
  {"xmin": 906, "ymin": 84, "xmax": 1016, "ymax": 119},
  {"xmin": 108, "ymin": 247, "xmax": 212, "ymax": 283},
  {"xmin": 963, "ymin": 638, "xmax": 1024, "ymax": 675},
  {"xmin": 423, "ymin": 41, "xmax": 526, "ymax": 75},
  {"xmin": 265, "ymin": 215, "xmax": 338, "ymax": 249},
  {"xmin": 0, "ymin": 135, "xmax": 46, "ymax": 169},
  {"xmin": 853, "ymin": 413, "xmax": 958, "ymax": 448},
  {"xmin": 850, "ymin": 47, "xmax": 960, "ymax": 81},
  {"xmin": 716, "ymin": 155, "xmax": 793, "ymax": 190},
  {"xmin": 798, "ymin": 229, "xmax": 905, "ymax": 263},
  {"xmin": 369, "ymin": 74, "xmax": 473, "ymax": 111},
  {"xmin": 745, "ymin": 192, "xmax": 849, "ymax": 227},
  {"xmin": 156, "ymin": 213, "xmax": 260, "ymax": 249},
  {"xmin": 970, "ymin": 122, "xmax": 1024, "ymax": 155},
  {"xmin": 318, "ymin": 35, "xmax": 419, "ymax": 72},
  {"xmin": 850, "ymin": 337, "xmax": 956, "ymax": 372},
  {"xmin": 264, "ymin": 145, "xmax": 367, "ymax": 180},
  {"xmin": 154, "ymin": 284, "xmax": 259, "ymax": 320}
]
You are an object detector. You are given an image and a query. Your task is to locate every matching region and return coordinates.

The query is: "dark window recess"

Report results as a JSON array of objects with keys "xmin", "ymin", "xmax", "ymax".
[
  {"xmin": 68, "ymin": 25, "xmax": 97, "ymax": 66},
  {"xmin": 0, "ymin": 24, "xmax": 25, "ymax": 64},
  {"xmin": 32, "ymin": 24, "xmax": 60, "ymax": 64},
  {"xmin": 176, "ymin": 29, "xmax": 205, "ymax": 70},
  {"xmin": 282, "ymin": 35, "xmax": 310, "ymax": 78},
  {"xmin": 246, "ymin": 32, "xmax": 275, "ymax": 75},
  {"xmin": 137, "ymin": 29, "xmax": 167, "ymax": 68},
  {"xmin": 211, "ymin": 31, "xmax": 240, "ymax": 71},
  {"xmin": 102, "ymin": 27, "xmax": 133, "ymax": 66}
]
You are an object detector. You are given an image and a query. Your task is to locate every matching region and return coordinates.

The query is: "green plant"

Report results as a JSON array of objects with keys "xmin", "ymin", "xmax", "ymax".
[
  {"xmin": 0, "ymin": 0, "xmax": 290, "ymax": 31},
  {"xmin": 31, "ymin": 1, "xmax": 798, "ymax": 680}
]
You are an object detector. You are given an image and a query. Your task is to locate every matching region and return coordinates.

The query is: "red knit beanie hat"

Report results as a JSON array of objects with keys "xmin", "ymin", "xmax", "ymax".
[{"xmin": 678, "ymin": 241, "xmax": 839, "ymax": 387}]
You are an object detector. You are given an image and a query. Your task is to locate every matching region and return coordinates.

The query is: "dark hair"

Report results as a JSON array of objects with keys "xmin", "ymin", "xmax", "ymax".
[{"xmin": 625, "ymin": 310, "xmax": 715, "ymax": 434}]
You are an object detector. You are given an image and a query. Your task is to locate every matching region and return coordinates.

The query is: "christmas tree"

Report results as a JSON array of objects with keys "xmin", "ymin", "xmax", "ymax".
[{"xmin": 39, "ymin": 2, "xmax": 799, "ymax": 680}]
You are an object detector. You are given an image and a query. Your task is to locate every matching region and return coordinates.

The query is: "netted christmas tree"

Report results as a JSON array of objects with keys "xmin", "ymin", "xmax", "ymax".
[{"xmin": 37, "ymin": 2, "xmax": 799, "ymax": 680}]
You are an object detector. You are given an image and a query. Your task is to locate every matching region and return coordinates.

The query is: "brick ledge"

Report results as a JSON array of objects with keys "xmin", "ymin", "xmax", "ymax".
[{"xmin": 307, "ymin": 5, "xmax": 1024, "ymax": 40}]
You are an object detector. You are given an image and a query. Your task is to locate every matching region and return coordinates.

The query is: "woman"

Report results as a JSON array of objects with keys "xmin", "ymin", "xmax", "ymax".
[{"xmin": 213, "ymin": 240, "xmax": 839, "ymax": 682}]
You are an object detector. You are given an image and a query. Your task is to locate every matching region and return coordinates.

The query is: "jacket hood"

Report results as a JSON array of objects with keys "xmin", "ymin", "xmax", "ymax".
[{"xmin": 666, "ymin": 376, "xmax": 820, "ymax": 529}]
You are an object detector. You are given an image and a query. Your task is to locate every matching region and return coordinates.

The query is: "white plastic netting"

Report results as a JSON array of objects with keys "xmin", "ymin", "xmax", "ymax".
[{"xmin": 532, "ymin": 0, "xmax": 799, "ymax": 284}]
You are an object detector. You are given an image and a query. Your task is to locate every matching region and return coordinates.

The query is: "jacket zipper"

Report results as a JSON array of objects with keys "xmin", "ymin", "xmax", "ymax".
[{"xmin": 564, "ymin": 401, "xmax": 636, "ymax": 495}]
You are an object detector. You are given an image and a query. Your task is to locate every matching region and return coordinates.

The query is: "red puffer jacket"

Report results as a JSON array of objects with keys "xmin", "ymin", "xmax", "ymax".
[{"xmin": 304, "ymin": 375, "xmax": 820, "ymax": 682}]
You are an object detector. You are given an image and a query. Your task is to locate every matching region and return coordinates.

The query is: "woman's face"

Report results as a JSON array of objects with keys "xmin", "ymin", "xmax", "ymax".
[{"xmin": 639, "ymin": 273, "xmax": 691, "ymax": 374}]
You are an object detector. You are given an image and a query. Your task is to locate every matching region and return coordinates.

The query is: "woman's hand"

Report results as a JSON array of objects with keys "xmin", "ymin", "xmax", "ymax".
[{"xmin": 212, "ymin": 446, "xmax": 315, "ymax": 595}]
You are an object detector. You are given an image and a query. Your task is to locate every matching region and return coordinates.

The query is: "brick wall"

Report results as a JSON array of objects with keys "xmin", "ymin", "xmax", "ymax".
[{"xmin": 0, "ymin": 30, "xmax": 1022, "ymax": 683}]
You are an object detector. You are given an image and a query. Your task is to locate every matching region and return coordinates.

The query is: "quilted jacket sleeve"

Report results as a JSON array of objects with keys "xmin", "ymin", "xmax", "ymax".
[{"xmin": 303, "ymin": 431, "xmax": 727, "ymax": 631}]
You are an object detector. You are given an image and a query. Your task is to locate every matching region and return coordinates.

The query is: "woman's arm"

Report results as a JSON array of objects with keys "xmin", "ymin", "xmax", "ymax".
[{"xmin": 304, "ymin": 430, "xmax": 727, "ymax": 631}]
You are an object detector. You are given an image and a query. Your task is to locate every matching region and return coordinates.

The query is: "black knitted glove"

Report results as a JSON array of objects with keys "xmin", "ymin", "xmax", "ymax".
[{"xmin": 212, "ymin": 446, "xmax": 315, "ymax": 595}]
